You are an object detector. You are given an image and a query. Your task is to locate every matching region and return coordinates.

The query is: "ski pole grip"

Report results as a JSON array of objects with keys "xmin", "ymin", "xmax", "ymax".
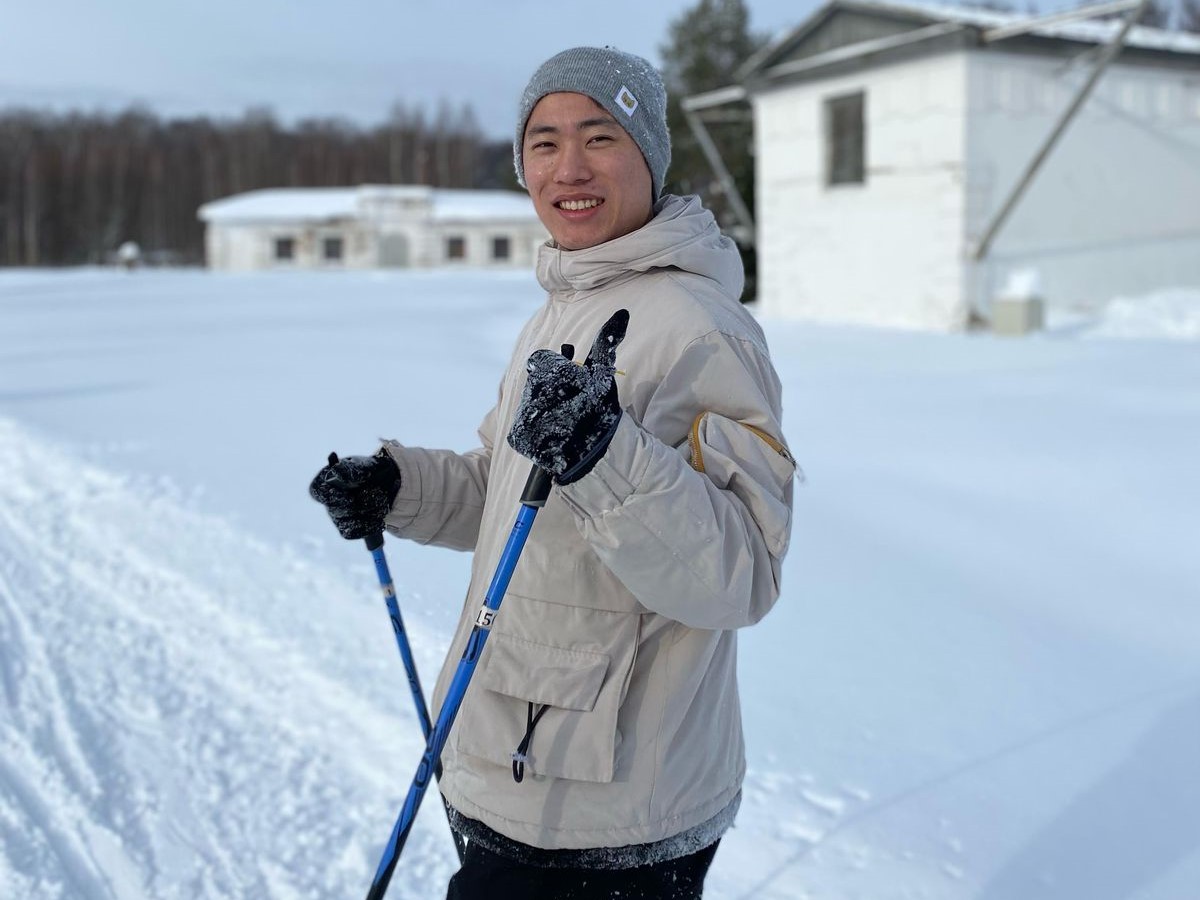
[{"xmin": 521, "ymin": 465, "xmax": 553, "ymax": 507}]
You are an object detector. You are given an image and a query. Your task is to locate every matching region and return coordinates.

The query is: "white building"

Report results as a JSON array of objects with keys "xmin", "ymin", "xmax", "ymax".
[
  {"xmin": 198, "ymin": 185, "xmax": 548, "ymax": 272},
  {"xmin": 735, "ymin": 0, "xmax": 1200, "ymax": 330}
]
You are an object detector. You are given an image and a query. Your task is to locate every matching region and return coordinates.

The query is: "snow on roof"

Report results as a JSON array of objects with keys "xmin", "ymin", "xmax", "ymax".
[
  {"xmin": 863, "ymin": 0, "xmax": 1200, "ymax": 54},
  {"xmin": 431, "ymin": 189, "xmax": 539, "ymax": 222},
  {"xmin": 198, "ymin": 188, "xmax": 358, "ymax": 224},
  {"xmin": 198, "ymin": 186, "xmax": 538, "ymax": 225},
  {"xmin": 743, "ymin": 0, "xmax": 1200, "ymax": 80}
]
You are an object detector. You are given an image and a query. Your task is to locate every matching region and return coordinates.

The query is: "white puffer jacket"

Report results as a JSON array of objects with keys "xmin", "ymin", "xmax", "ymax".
[{"xmin": 382, "ymin": 194, "xmax": 795, "ymax": 850}]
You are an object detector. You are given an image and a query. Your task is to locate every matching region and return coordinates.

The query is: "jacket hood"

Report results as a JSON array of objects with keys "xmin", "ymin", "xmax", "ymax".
[{"xmin": 535, "ymin": 194, "xmax": 745, "ymax": 301}]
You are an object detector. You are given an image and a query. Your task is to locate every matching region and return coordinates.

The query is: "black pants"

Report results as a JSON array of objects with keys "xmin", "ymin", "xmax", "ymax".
[{"xmin": 445, "ymin": 840, "xmax": 720, "ymax": 900}]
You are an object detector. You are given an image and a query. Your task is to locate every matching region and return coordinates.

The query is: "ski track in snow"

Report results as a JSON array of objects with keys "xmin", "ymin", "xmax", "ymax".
[
  {"xmin": 0, "ymin": 418, "xmax": 457, "ymax": 899},
  {"xmin": 0, "ymin": 415, "xmax": 846, "ymax": 900}
]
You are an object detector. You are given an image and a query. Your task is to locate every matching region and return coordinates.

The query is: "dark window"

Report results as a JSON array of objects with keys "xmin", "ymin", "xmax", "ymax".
[
  {"xmin": 446, "ymin": 236, "xmax": 466, "ymax": 260},
  {"xmin": 323, "ymin": 236, "xmax": 343, "ymax": 261},
  {"xmin": 491, "ymin": 236, "xmax": 511, "ymax": 261},
  {"xmin": 274, "ymin": 237, "xmax": 295, "ymax": 261},
  {"xmin": 825, "ymin": 92, "xmax": 866, "ymax": 186}
]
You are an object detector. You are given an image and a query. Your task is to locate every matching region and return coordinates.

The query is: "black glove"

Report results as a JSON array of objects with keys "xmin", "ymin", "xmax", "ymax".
[
  {"xmin": 507, "ymin": 309, "xmax": 629, "ymax": 485},
  {"xmin": 309, "ymin": 450, "xmax": 402, "ymax": 540}
]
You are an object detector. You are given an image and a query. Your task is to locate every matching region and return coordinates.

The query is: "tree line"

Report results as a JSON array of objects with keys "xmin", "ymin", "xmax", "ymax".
[{"xmin": 0, "ymin": 103, "xmax": 503, "ymax": 266}]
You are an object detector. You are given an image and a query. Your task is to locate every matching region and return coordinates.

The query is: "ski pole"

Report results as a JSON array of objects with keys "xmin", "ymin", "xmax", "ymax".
[
  {"xmin": 362, "ymin": 531, "xmax": 468, "ymax": 866},
  {"xmin": 362, "ymin": 531, "xmax": 434, "ymax": 736},
  {"xmin": 327, "ymin": 453, "xmax": 466, "ymax": 864},
  {"xmin": 365, "ymin": 464, "xmax": 553, "ymax": 900}
]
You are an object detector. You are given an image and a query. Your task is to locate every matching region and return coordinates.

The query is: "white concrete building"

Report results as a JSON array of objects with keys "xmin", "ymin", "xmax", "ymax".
[
  {"xmin": 737, "ymin": 0, "xmax": 1200, "ymax": 330},
  {"xmin": 198, "ymin": 185, "xmax": 548, "ymax": 272}
]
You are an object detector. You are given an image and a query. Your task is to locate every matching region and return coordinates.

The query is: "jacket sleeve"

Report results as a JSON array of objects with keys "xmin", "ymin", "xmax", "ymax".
[
  {"xmin": 556, "ymin": 330, "xmax": 796, "ymax": 630},
  {"xmin": 378, "ymin": 401, "xmax": 499, "ymax": 552}
]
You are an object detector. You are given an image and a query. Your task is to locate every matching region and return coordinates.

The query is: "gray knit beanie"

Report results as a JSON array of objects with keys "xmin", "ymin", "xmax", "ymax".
[{"xmin": 514, "ymin": 46, "xmax": 671, "ymax": 200}]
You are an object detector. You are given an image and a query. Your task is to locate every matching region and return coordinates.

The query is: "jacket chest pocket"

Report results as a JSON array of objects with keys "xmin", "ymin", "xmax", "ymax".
[{"xmin": 454, "ymin": 598, "xmax": 640, "ymax": 784}]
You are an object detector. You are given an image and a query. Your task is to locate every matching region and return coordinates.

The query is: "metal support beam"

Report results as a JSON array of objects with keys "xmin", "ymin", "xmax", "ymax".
[
  {"xmin": 680, "ymin": 88, "xmax": 756, "ymax": 244},
  {"xmin": 682, "ymin": 85, "xmax": 746, "ymax": 112},
  {"xmin": 971, "ymin": 0, "xmax": 1151, "ymax": 262},
  {"xmin": 982, "ymin": 0, "xmax": 1141, "ymax": 43},
  {"xmin": 764, "ymin": 22, "xmax": 966, "ymax": 80}
]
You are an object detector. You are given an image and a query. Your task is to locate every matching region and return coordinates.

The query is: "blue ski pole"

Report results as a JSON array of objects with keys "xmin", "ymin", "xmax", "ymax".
[
  {"xmin": 327, "ymin": 453, "xmax": 466, "ymax": 864},
  {"xmin": 362, "ymin": 529, "xmax": 468, "ymax": 865},
  {"xmin": 362, "ymin": 531, "xmax": 434, "ymax": 736},
  {"xmin": 365, "ymin": 464, "xmax": 553, "ymax": 900}
]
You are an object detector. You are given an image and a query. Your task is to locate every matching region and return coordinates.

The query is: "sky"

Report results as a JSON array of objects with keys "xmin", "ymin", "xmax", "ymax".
[{"xmin": 1, "ymin": 0, "xmax": 826, "ymax": 140}]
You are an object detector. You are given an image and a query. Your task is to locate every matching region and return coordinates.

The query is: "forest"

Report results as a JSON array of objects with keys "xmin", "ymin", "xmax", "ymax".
[{"xmin": 0, "ymin": 103, "xmax": 502, "ymax": 266}]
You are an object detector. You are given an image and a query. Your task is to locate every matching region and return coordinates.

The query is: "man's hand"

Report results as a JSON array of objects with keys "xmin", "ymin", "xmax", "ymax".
[
  {"xmin": 507, "ymin": 309, "xmax": 628, "ymax": 484},
  {"xmin": 309, "ymin": 451, "xmax": 402, "ymax": 540}
]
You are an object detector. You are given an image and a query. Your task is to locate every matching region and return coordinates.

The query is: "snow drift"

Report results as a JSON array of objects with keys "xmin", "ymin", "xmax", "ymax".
[{"xmin": 0, "ymin": 417, "xmax": 456, "ymax": 899}]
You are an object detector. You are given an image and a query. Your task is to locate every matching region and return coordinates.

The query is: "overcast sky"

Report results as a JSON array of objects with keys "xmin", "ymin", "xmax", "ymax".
[{"xmin": 1, "ymin": 0, "xmax": 837, "ymax": 139}]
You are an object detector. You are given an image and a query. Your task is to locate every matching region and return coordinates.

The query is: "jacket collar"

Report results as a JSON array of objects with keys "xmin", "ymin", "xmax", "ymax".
[{"xmin": 535, "ymin": 195, "xmax": 744, "ymax": 301}]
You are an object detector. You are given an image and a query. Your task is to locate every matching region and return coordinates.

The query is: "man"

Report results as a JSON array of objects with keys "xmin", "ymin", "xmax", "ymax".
[{"xmin": 310, "ymin": 46, "xmax": 795, "ymax": 899}]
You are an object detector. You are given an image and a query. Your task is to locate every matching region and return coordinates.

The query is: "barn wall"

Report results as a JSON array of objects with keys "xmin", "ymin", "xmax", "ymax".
[
  {"xmin": 423, "ymin": 222, "xmax": 546, "ymax": 268},
  {"xmin": 754, "ymin": 50, "xmax": 971, "ymax": 330},
  {"xmin": 965, "ymin": 51, "xmax": 1200, "ymax": 314},
  {"xmin": 205, "ymin": 220, "xmax": 371, "ymax": 271}
]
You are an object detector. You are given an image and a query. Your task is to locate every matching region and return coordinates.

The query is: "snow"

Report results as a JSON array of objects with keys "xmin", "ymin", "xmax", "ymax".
[
  {"xmin": 2, "ymin": 268, "xmax": 1199, "ymax": 899},
  {"xmin": 198, "ymin": 185, "xmax": 537, "ymax": 225},
  {"xmin": 998, "ymin": 269, "xmax": 1042, "ymax": 302},
  {"xmin": 198, "ymin": 188, "xmax": 360, "ymax": 224},
  {"xmin": 852, "ymin": 0, "xmax": 1200, "ymax": 56},
  {"xmin": 1081, "ymin": 288, "xmax": 1200, "ymax": 341},
  {"xmin": 430, "ymin": 190, "xmax": 539, "ymax": 223}
]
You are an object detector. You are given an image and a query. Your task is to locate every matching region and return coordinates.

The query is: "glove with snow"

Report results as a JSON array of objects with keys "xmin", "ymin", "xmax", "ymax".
[
  {"xmin": 507, "ymin": 309, "xmax": 628, "ymax": 485},
  {"xmin": 308, "ymin": 450, "xmax": 402, "ymax": 540}
]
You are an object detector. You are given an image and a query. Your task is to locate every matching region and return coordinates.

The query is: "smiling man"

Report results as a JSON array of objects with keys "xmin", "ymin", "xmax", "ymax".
[
  {"xmin": 311, "ymin": 46, "xmax": 795, "ymax": 899},
  {"xmin": 520, "ymin": 90, "xmax": 654, "ymax": 250}
]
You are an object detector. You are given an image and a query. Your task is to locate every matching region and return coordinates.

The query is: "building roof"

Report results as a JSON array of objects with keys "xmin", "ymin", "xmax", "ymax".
[
  {"xmin": 199, "ymin": 188, "xmax": 357, "ymax": 224},
  {"xmin": 740, "ymin": 0, "xmax": 1200, "ymax": 83},
  {"xmin": 430, "ymin": 189, "xmax": 540, "ymax": 222},
  {"xmin": 198, "ymin": 185, "xmax": 538, "ymax": 225}
]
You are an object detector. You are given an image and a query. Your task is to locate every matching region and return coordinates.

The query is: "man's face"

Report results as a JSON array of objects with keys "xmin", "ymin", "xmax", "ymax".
[{"xmin": 522, "ymin": 92, "xmax": 654, "ymax": 251}]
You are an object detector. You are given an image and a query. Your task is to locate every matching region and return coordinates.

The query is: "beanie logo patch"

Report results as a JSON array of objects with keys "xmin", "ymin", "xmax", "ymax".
[{"xmin": 615, "ymin": 86, "xmax": 639, "ymax": 117}]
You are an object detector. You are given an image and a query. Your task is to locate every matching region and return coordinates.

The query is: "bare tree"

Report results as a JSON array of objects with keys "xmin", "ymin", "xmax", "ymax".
[
  {"xmin": 0, "ymin": 101, "xmax": 491, "ymax": 267},
  {"xmin": 1179, "ymin": 0, "xmax": 1200, "ymax": 30}
]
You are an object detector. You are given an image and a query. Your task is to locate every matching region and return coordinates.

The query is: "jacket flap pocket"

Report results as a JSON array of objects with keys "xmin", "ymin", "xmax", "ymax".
[
  {"xmin": 454, "ymin": 598, "xmax": 639, "ymax": 784},
  {"xmin": 486, "ymin": 633, "xmax": 609, "ymax": 712}
]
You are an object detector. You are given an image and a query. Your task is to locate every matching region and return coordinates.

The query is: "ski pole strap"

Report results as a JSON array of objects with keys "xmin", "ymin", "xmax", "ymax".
[{"xmin": 511, "ymin": 702, "xmax": 550, "ymax": 783}]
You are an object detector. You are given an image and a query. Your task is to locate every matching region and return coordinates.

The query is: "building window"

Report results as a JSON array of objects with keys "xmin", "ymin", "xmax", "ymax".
[
  {"xmin": 491, "ymin": 236, "xmax": 511, "ymax": 261},
  {"xmin": 323, "ymin": 236, "xmax": 344, "ymax": 262},
  {"xmin": 825, "ymin": 91, "xmax": 865, "ymax": 186},
  {"xmin": 274, "ymin": 237, "xmax": 296, "ymax": 261},
  {"xmin": 446, "ymin": 236, "xmax": 466, "ymax": 260}
]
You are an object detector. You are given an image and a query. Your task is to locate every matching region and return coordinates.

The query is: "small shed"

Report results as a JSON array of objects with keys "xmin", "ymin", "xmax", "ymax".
[
  {"xmin": 718, "ymin": 0, "xmax": 1200, "ymax": 330},
  {"xmin": 198, "ymin": 185, "xmax": 548, "ymax": 272}
]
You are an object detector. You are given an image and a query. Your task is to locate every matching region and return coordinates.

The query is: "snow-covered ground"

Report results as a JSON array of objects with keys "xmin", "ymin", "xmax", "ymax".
[{"xmin": 2, "ymin": 268, "xmax": 1198, "ymax": 900}]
